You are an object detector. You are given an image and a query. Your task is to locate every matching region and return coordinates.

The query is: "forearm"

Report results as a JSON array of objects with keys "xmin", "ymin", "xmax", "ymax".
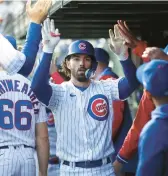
[
  {"xmin": 36, "ymin": 136, "xmax": 49, "ymax": 176},
  {"xmin": 18, "ymin": 22, "xmax": 42, "ymax": 77},
  {"xmin": 132, "ymin": 40, "xmax": 150, "ymax": 62},
  {"xmin": 117, "ymin": 91, "xmax": 155, "ymax": 163},
  {"xmin": 31, "ymin": 53, "xmax": 53, "ymax": 106},
  {"xmin": 112, "ymin": 101, "xmax": 124, "ymax": 140},
  {"xmin": 119, "ymin": 57, "xmax": 140, "ymax": 99},
  {"xmin": 117, "ymin": 128, "xmax": 139, "ymax": 164}
]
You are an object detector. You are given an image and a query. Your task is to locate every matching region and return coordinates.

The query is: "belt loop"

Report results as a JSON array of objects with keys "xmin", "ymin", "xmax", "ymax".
[
  {"xmin": 102, "ymin": 157, "xmax": 107, "ymax": 165},
  {"xmin": 69, "ymin": 162, "xmax": 75, "ymax": 168}
]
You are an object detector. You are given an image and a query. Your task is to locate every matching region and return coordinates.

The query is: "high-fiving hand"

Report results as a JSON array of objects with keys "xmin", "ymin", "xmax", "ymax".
[
  {"xmin": 109, "ymin": 24, "xmax": 128, "ymax": 61},
  {"xmin": 142, "ymin": 47, "xmax": 168, "ymax": 61},
  {"xmin": 26, "ymin": 0, "xmax": 52, "ymax": 24},
  {"xmin": 117, "ymin": 20, "xmax": 140, "ymax": 49},
  {"xmin": 42, "ymin": 18, "xmax": 61, "ymax": 53}
]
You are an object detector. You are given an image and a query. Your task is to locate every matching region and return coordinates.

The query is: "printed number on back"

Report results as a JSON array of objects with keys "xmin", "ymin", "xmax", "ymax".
[{"xmin": 0, "ymin": 99, "xmax": 33, "ymax": 130}]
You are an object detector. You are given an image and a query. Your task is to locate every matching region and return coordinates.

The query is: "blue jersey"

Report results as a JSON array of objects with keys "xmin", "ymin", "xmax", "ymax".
[{"xmin": 137, "ymin": 104, "xmax": 168, "ymax": 176}]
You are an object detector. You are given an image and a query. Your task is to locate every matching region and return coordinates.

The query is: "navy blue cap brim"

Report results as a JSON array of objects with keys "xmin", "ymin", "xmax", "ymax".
[{"xmin": 136, "ymin": 63, "xmax": 148, "ymax": 85}]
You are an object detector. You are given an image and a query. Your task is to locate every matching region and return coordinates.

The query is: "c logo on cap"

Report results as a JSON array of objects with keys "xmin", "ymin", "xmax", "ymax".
[
  {"xmin": 87, "ymin": 94, "xmax": 109, "ymax": 121},
  {"xmin": 78, "ymin": 43, "xmax": 86, "ymax": 50}
]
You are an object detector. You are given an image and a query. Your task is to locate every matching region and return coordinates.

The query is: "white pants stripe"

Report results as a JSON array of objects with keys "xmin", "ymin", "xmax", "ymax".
[{"xmin": 0, "ymin": 145, "xmax": 36, "ymax": 176}]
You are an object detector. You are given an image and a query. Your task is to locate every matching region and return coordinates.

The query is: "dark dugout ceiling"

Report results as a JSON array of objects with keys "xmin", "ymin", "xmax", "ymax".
[{"xmin": 50, "ymin": 1, "xmax": 168, "ymax": 47}]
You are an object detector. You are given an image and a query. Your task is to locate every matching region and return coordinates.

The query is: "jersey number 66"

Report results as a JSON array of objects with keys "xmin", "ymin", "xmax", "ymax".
[{"xmin": 0, "ymin": 99, "xmax": 33, "ymax": 130}]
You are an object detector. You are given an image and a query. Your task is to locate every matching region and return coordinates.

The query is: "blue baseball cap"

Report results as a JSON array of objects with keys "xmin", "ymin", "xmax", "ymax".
[
  {"xmin": 94, "ymin": 48, "xmax": 109, "ymax": 65},
  {"xmin": 136, "ymin": 60, "xmax": 168, "ymax": 96},
  {"xmin": 4, "ymin": 35, "xmax": 17, "ymax": 49}
]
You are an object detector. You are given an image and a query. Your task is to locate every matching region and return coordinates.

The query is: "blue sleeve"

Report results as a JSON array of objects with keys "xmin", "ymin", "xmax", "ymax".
[
  {"xmin": 18, "ymin": 22, "xmax": 42, "ymax": 77},
  {"xmin": 136, "ymin": 120, "xmax": 165, "ymax": 176},
  {"xmin": 118, "ymin": 57, "xmax": 140, "ymax": 99},
  {"xmin": 31, "ymin": 53, "xmax": 52, "ymax": 106}
]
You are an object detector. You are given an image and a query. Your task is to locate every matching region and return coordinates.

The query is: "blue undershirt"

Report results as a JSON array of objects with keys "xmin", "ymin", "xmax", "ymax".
[
  {"xmin": 18, "ymin": 22, "xmax": 42, "ymax": 77},
  {"xmin": 75, "ymin": 86, "xmax": 87, "ymax": 92}
]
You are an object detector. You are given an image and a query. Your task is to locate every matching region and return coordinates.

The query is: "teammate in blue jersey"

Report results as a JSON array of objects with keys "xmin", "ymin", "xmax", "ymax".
[
  {"xmin": 0, "ymin": 0, "xmax": 52, "ymax": 175},
  {"xmin": 31, "ymin": 19, "xmax": 139, "ymax": 176},
  {"xmin": 136, "ymin": 59, "xmax": 168, "ymax": 176}
]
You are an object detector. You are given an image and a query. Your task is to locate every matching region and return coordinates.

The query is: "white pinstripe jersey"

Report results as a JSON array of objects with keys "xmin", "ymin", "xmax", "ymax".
[
  {"xmin": 0, "ymin": 34, "xmax": 26, "ymax": 75},
  {"xmin": 46, "ymin": 110, "xmax": 57, "ymax": 156},
  {"xmin": 48, "ymin": 78, "xmax": 121, "ymax": 162},
  {"xmin": 0, "ymin": 71, "xmax": 47, "ymax": 147}
]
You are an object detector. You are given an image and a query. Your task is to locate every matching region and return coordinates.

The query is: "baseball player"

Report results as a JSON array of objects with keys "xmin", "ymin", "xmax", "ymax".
[
  {"xmin": 31, "ymin": 19, "xmax": 139, "ymax": 176},
  {"xmin": 0, "ymin": 34, "xmax": 25, "ymax": 75},
  {"xmin": 113, "ymin": 20, "xmax": 168, "ymax": 176},
  {"xmin": 0, "ymin": 0, "xmax": 52, "ymax": 76},
  {"xmin": 0, "ymin": 0, "xmax": 53, "ymax": 175},
  {"xmin": 0, "ymin": 71, "xmax": 49, "ymax": 176},
  {"xmin": 136, "ymin": 59, "xmax": 168, "ymax": 176}
]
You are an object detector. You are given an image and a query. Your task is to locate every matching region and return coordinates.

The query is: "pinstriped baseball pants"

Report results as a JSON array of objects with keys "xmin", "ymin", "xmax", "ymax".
[{"xmin": 0, "ymin": 146, "xmax": 36, "ymax": 176}]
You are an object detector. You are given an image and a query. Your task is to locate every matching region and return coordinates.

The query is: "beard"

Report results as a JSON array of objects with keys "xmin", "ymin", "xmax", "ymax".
[
  {"xmin": 76, "ymin": 71, "xmax": 88, "ymax": 82},
  {"xmin": 71, "ymin": 69, "xmax": 88, "ymax": 82},
  {"xmin": 77, "ymin": 75, "xmax": 88, "ymax": 82}
]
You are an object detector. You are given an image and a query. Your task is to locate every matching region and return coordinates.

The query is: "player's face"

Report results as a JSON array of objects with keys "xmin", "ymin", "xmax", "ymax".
[{"xmin": 67, "ymin": 54, "xmax": 92, "ymax": 82}]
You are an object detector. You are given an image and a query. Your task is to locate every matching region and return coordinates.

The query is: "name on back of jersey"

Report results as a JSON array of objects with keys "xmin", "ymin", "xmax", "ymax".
[{"xmin": 0, "ymin": 79, "xmax": 40, "ymax": 115}]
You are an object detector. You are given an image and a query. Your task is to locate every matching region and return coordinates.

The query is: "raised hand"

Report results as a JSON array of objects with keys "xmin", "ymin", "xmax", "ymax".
[
  {"xmin": 117, "ymin": 20, "xmax": 139, "ymax": 49},
  {"xmin": 42, "ymin": 18, "xmax": 61, "ymax": 53},
  {"xmin": 109, "ymin": 24, "xmax": 128, "ymax": 61},
  {"xmin": 142, "ymin": 47, "xmax": 168, "ymax": 61},
  {"xmin": 26, "ymin": 0, "xmax": 52, "ymax": 24}
]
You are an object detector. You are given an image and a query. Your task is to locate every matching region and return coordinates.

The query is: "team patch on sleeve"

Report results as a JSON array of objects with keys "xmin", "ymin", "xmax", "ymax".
[
  {"xmin": 47, "ymin": 112, "xmax": 55, "ymax": 127},
  {"xmin": 87, "ymin": 94, "xmax": 109, "ymax": 121}
]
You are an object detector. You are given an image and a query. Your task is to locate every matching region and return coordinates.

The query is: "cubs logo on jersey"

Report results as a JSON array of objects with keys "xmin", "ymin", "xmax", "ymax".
[
  {"xmin": 47, "ymin": 112, "xmax": 55, "ymax": 127},
  {"xmin": 87, "ymin": 94, "xmax": 109, "ymax": 121}
]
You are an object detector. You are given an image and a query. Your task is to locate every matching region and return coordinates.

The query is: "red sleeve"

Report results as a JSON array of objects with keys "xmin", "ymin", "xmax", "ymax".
[
  {"xmin": 112, "ymin": 101, "xmax": 124, "ymax": 139},
  {"xmin": 118, "ymin": 90, "xmax": 155, "ymax": 161},
  {"xmin": 100, "ymin": 75, "xmax": 124, "ymax": 139},
  {"xmin": 100, "ymin": 75, "xmax": 115, "ymax": 80},
  {"xmin": 51, "ymin": 72, "xmax": 64, "ymax": 84},
  {"xmin": 132, "ymin": 41, "xmax": 150, "ymax": 63}
]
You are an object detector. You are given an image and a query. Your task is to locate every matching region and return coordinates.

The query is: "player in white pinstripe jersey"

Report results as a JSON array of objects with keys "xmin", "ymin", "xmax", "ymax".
[
  {"xmin": 0, "ymin": 72, "xmax": 49, "ymax": 176},
  {"xmin": 31, "ymin": 19, "xmax": 139, "ymax": 176},
  {"xmin": 0, "ymin": 34, "xmax": 26, "ymax": 75},
  {"xmin": 0, "ymin": 0, "xmax": 53, "ymax": 175}
]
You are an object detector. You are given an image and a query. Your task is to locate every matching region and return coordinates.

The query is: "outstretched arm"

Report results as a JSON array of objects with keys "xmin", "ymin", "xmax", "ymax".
[
  {"xmin": 31, "ymin": 19, "xmax": 60, "ymax": 106},
  {"xmin": 118, "ymin": 57, "xmax": 139, "ymax": 99},
  {"xmin": 18, "ymin": 0, "xmax": 52, "ymax": 77},
  {"xmin": 31, "ymin": 52, "xmax": 53, "ymax": 105},
  {"xmin": 109, "ymin": 24, "xmax": 139, "ymax": 100},
  {"xmin": 18, "ymin": 23, "xmax": 42, "ymax": 77}
]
